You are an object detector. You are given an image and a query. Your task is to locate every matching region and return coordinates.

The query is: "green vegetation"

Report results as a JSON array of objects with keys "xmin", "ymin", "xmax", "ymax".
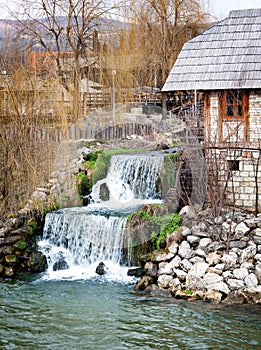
[
  {"xmin": 127, "ymin": 206, "xmax": 181, "ymax": 251},
  {"xmin": 150, "ymin": 213, "xmax": 181, "ymax": 249},
  {"xmin": 75, "ymin": 172, "xmax": 89, "ymax": 205}
]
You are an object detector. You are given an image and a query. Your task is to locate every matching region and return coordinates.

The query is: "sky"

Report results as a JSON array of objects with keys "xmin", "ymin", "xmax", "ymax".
[
  {"xmin": 0, "ymin": 0, "xmax": 260, "ymax": 20},
  {"xmin": 207, "ymin": 0, "xmax": 261, "ymax": 19}
]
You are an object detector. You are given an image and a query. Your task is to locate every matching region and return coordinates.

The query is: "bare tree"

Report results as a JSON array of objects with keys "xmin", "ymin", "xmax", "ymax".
[
  {"xmin": 124, "ymin": 0, "xmax": 210, "ymax": 88},
  {"xmin": 11, "ymin": 0, "xmax": 124, "ymax": 121}
]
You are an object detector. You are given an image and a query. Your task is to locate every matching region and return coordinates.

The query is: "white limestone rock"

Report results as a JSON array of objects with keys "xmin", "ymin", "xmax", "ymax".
[
  {"xmin": 158, "ymin": 274, "xmax": 173, "ymax": 289},
  {"xmin": 244, "ymin": 273, "xmax": 258, "ymax": 288},
  {"xmin": 227, "ymin": 278, "xmax": 245, "ymax": 290},
  {"xmin": 233, "ymin": 268, "xmax": 249, "ymax": 280},
  {"xmin": 178, "ymin": 241, "xmax": 193, "ymax": 259}
]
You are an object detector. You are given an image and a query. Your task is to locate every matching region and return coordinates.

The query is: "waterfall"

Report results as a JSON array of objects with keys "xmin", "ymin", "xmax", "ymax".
[
  {"xmin": 90, "ymin": 152, "xmax": 163, "ymax": 212},
  {"xmin": 39, "ymin": 151, "xmax": 165, "ymax": 281}
]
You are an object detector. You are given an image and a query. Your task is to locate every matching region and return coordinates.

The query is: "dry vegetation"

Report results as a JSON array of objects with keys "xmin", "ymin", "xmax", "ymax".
[{"xmin": 0, "ymin": 0, "xmax": 210, "ymax": 219}]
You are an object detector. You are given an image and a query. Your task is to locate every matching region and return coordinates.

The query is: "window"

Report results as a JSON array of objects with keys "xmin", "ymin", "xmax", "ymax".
[
  {"xmin": 218, "ymin": 90, "xmax": 249, "ymax": 143},
  {"xmin": 226, "ymin": 91, "xmax": 242, "ymax": 117},
  {"xmin": 228, "ymin": 160, "xmax": 240, "ymax": 171}
]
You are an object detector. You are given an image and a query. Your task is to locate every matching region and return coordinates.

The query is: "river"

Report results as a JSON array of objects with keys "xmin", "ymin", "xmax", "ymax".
[{"xmin": 0, "ymin": 275, "xmax": 260, "ymax": 349}]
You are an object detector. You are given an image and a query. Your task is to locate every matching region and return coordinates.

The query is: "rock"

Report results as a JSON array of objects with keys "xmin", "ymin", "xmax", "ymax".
[
  {"xmin": 206, "ymin": 252, "xmax": 221, "ymax": 265},
  {"xmin": 158, "ymin": 262, "xmax": 173, "ymax": 275},
  {"xmin": 189, "ymin": 262, "xmax": 209, "ymax": 278},
  {"xmin": 167, "ymin": 241, "xmax": 179, "ymax": 255},
  {"xmin": 96, "ymin": 262, "xmax": 107, "ymax": 276},
  {"xmin": 0, "ymin": 235, "xmax": 23, "ymax": 246},
  {"xmin": 255, "ymin": 263, "xmax": 261, "ymax": 283},
  {"xmin": 242, "ymin": 286, "xmax": 261, "ymax": 304},
  {"xmin": 229, "ymin": 241, "xmax": 247, "ymax": 249},
  {"xmin": 203, "ymin": 272, "xmax": 223, "ymax": 286},
  {"xmin": 27, "ymin": 252, "xmax": 48, "ymax": 273},
  {"xmin": 240, "ymin": 243, "xmax": 257, "ymax": 263},
  {"xmin": 199, "ymin": 237, "xmax": 212, "ymax": 249},
  {"xmin": 234, "ymin": 222, "xmax": 250, "ymax": 239},
  {"xmin": 204, "ymin": 290, "xmax": 223, "ymax": 303},
  {"xmin": 233, "ymin": 268, "xmax": 248, "ymax": 280},
  {"xmin": 152, "ymin": 252, "xmax": 174, "ymax": 263},
  {"xmin": 244, "ymin": 273, "xmax": 258, "ymax": 288},
  {"xmin": 180, "ymin": 259, "xmax": 193, "ymax": 272},
  {"xmin": 134, "ymin": 276, "xmax": 154, "ymax": 291},
  {"xmin": 169, "ymin": 278, "xmax": 181, "ymax": 293},
  {"xmin": 158, "ymin": 274, "xmax": 173, "ymax": 289},
  {"xmin": 139, "ymin": 253, "xmax": 152, "ymax": 265},
  {"xmin": 223, "ymin": 291, "xmax": 245, "ymax": 304},
  {"xmin": 178, "ymin": 241, "xmax": 192, "ymax": 259},
  {"xmin": 210, "ymin": 282, "xmax": 230, "ymax": 295},
  {"xmin": 179, "ymin": 206, "xmax": 196, "ymax": 220},
  {"xmin": 53, "ymin": 258, "xmax": 69, "ymax": 271},
  {"xmin": 174, "ymin": 269, "xmax": 187, "ymax": 281},
  {"xmin": 127, "ymin": 267, "xmax": 147, "ymax": 277},
  {"xmin": 195, "ymin": 248, "xmax": 206, "ymax": 258},
  {"xmin": 191, "ymin": 222, "xmax": 208, "ymax": 237},
  {"xmin": 169, "ymin": 255, "xmax": 182, "ymax": 268},
  {"xmin": 241, "ymin": 261, "xmax": 253, "ymax": 269},
  {"xmin": 223, "ymin": 270, "xmax": 234, "ymax": 279},
  {"xmin": 186, "ymin": 235, "xmax": 200, "ymax": 247},
  {"xmin": 5, "ymin": 255, "xmax": 17, "ymax": 264},
  {"xmin": 222, "ymin": 221, "xmax": 237, "ymax": 233},
  {"xmin": 185, "ymin": 274, "xmax": 206, "ymax": 291},
  {"xmin": 227, "ymin": 278, "xmax": 245, "ymax": 290},
  {"xmin": 207, "ymin": 267, "xmax": 223, "ymax": 275},
  {"xmin": 31, "ymin": 190, "xmax": 48, "ymax": 202},
  {"xmin": 190, "ymin": 256, "xmax": 205, "ymax": 264},
  {"xmin": 4, "ymin": 267, "xmax": 14, "ymax": 277},
  {"xmin": 185, "ymin": 262, "xmax": 209, "ymax": 290},
  {"xmin": 205, "ymin": 242, "xmax": 226, "ymax": 254},
  {"xmin": 144, "ymin": 262, "xmax": 158, "ymax": 277},
  {"xmin": 256, "ymin": 254, "xmax": 261, "ymax": 263},
  {"xmin": 222, "ymin": 253, "xmax": 237, "ymax": 269},
  {"xmin": 175, "ymin": 290, "xmax": 197, "ymax": 300},
  {"xmin": 251, "ymin": 228, "xmax": 261, "ymax": 245},
  {"xmin": 180, "ymin": 227, "xmax": 192, "ymax": 238},
  {"xmin": 214, "ymin": 216, "xmax": 225, "ymax": 225}
]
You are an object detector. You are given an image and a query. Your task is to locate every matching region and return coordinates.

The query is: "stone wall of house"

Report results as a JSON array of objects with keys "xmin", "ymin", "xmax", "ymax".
[
  {"xmin": 208, "ymin": 148, "xmax": 261, "ymax": 212},
  {"xmin": 206, "ymin": 91, "xmax": 261, "ymax": 212},
  {"xmin": 249, "ymin": 90, "xmax": 261, "ymax": 144}
]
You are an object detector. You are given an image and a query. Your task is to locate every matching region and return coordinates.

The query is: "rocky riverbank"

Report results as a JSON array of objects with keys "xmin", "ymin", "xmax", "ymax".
[
  {"xmin": 134, "ymin": 206, "xmax": 261, "ymax": 304},
  {"xmin": 0, "ymin": 211, "xmax": 49, "ymax": 278}
]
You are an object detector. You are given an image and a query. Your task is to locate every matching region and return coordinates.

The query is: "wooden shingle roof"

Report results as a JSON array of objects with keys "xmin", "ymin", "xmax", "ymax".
[{"xmin": 162, "ymin": 8, "xmax": 261, "ymax": 91}]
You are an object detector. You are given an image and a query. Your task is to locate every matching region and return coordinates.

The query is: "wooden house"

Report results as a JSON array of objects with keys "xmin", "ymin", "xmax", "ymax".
[{"xmin": 162, "ymin": 8, "xmax": 261, "ymax": 212}]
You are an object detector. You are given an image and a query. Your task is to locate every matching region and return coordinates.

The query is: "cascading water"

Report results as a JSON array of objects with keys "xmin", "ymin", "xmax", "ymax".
[
  {"xmin": 39, "ymin": 151, "xmax": 165, "ymax": 281},
  {"xmin": 90, "ymin": 153, "xmax": 163, "ymax": 211}
]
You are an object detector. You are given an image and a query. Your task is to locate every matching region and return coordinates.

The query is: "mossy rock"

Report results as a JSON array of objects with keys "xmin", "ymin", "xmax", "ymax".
[
  {"xmin": 5, "ymin": 255, "xmax": 17, "ymax": 264},
  {"xmin": 13, "ymin": 240, "xmax": 27, "ymax": 251}
]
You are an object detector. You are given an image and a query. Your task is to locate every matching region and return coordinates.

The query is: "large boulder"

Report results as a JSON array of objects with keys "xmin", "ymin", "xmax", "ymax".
[{"xmin": 27, "ymin": 252, "xmax": 48, "ymax": 273}]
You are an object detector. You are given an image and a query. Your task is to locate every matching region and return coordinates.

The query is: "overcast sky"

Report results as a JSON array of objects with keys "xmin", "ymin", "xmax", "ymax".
[
  {"xmin": 207, "ymin": 0, "xmax": 261, "ymax": 19},
  {"xmin": 0, "ymin": 0, "xmax": 260, "ymax": 20}
]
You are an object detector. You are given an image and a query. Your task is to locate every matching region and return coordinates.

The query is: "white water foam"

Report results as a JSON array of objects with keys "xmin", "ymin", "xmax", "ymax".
[{"xmin": 39, "ymin": 152, "xmax": 165, "ymax": 282}]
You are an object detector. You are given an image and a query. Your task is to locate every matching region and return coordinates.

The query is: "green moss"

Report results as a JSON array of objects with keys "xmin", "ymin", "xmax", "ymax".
[
  {"xmin": 14, "ymin": 240, "xmax": 27, "ymax": 251},
  {"xmin": 27, "ymin": 218, "xmax": 38, "ymax": 236},
  {"xmin": 150, "ymin": 213, "xmax": 181, "ymax": 249},
  {"xmin": 75, "ymin": 172, "xmax": 89, "ymax": 205},
  {"xmin": 184, "ymin": 289, "xmax": 193, "ymax": 295}
]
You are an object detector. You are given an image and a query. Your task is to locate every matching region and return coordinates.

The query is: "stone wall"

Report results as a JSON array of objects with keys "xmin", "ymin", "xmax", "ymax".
[
  {"xmin": 206, "ymin": 91, "xmax": 261, "ymax": 212},
  {"xmin": 134, "ymin": 206, "xmax": 261, "ymax": 304}
]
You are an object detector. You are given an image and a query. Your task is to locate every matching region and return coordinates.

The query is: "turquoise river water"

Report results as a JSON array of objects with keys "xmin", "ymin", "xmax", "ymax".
[{"xmin": 0, "ymin": 275, "xmax": 260, "ymax": 350}]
